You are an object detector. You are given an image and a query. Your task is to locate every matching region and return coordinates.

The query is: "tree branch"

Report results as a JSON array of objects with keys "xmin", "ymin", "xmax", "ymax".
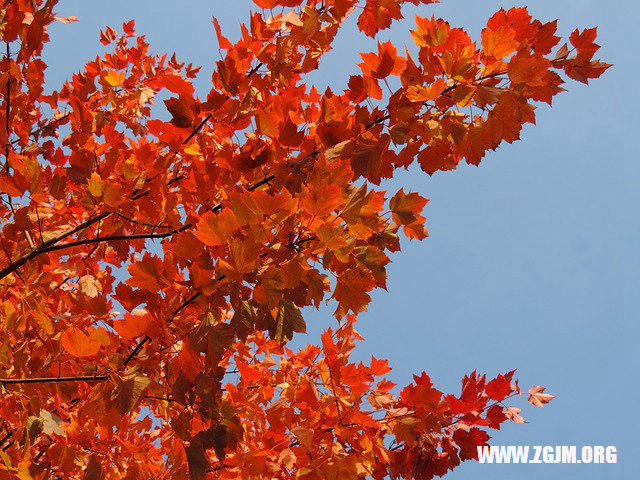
[
  {"xmin": 37, "ymin": 225, "xmax": 192, "ymax": 255},
  {"xmin": 0, "ymin": 375, "xmax": 109, "ymax": 385},
  {"xmin": 247, "ymin": 175, "xmax": 276, "ymax": 192},
  {"xmin": 112, "ymin": 211, "xmax": 175, "ymax": 229},
  {"xmin": 123, "ymin": 289, "xmax": 206, "ymax": 367},
  {"xmin": 0, "ymin": 67, "xmax": 426, "ymax": 281},
  {"xmin": 0, "ymin": 107, "xmax": 214, "ymax": 279},
  {"xmin": 0, "ymin": 211, "xmax": 109, "ymax": 280},
  {"xmin": 183, "ymin": 113, "xmax": 212, "ymax": 145},
  {"xmin": 4, "ymin": 42, "xmax": 10, "ymax": 172}
]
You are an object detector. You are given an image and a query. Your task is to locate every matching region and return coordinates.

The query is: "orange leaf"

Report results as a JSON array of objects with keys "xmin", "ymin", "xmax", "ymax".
[
  {"xmin": 301, "ymin": 184, "xmax": 342, "ymax": 217},
  {"xmin": 236, "ymin": 359, "xmax": 262, "ymax": 382},
  {"xmin": 389, "ymin": 189, "xmax": 428, "ymax": 226},
  {"xmin": 291, "ymin": 427, "xmax": 314, "ymax": 449},
  {"xmin": 68, "ymin": 95, "xmax": 93, "ymax": 134},
  {"xmin": 127, "ymin": 254, "xmax": 171, "ymax": 292},
  {"xmin": 195, "ymin": 209, "xmax": 239, "ymax": 247},
  {"xmin": 278, "ymin": 448, "xmax": 296, "ymax": 470},
  {"xmin": 508, "ymin": 55, "xmax": 551, "ymax": 86},
  {"xmin": 103, "ymin": 70, "xmax": 125, "ymax": 87},
  {"xmin": 0, "ymin": 174, "xmax": 25, "ymax": 196},
  {"xmin": 217, "ymin": 237, "xmax": 261, "ymax": 275},
  {"xmin": 99, "ymin": 26, "xmax": 117, "ymax": 45},
  {"xmin": 406, "ymin": 78, "xmax": 447, "ymax": 102},
  {"xmin": 164, "ymin": 96, "xmax": 198, "ymax": 128},
  {"xmin": 481, "ymin": 25, "xmax": 518, "ymax": 59},
  {"xmin": 333, "ymin": 269, "xmax": 376, "ymax": 316},
  {"xmin": 114, "ymin": 310, "xmax": 153, "ymax": 340},
  {"xmin": 61, "ymin": 328, "xmax": 101, "ymax": 358}
]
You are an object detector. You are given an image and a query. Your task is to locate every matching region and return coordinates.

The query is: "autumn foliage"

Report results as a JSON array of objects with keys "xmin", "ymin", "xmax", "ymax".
[{"xmin": 0, "ymin": 0, "xmax": 606, "ymax": 479}]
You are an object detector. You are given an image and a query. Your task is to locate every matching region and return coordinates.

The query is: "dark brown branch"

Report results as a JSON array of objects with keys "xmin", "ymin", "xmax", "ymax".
[
  {"xmin": 143, "ymin": 395, "xmax": 175, "ymax": 402},
  {"xmin": 0, "ymin": 375, "xmax": 109, "ymax": 385},
  {"xmin": 123, "ymin": 336, "xmax": 150, "ymax": 367},
  {"xmin": 124, "ymin": 289, "xmax": 205, "ymax": 367},
  {"xmin": 0, "ymin": 431, "xmax": 12, "ymax": 448},
  {"xmin": 33, "ymin": 444, "xmax": 50, "ymax": 462},
  {"xmin": 0, "ymin": 108, "xmax": 212, "ymax": 278},
  {"xmin": 247, "ymin": 175, "xmax": 276, "ymax": 192},
  {"xmin": 182, "ymin": 113, "xmax": 212, "ymax": 145},
  {"xmin": 287, "ymin": 236, "xmax": 317, "ymax": 250},
  {"xmin": 4, "ymin": 42, "xmax": 10, "ymax": 172},
  {"xmin": 10, "ymin": 113, "xmax": 71, "ymax": 147},
  {"xmin": 211, "ymin": 169, "xmax": 284, "ymax": 212},
  {"xmin": 0, "ymin": 233, "xmax": 25, "ymax": 284},
  {"xmin": 37, "ymin": 225, "xmax": 191, "ymax": 255},
  {"xmin": 171, "ymin": 291, "xmax": 203, "ymax": 318},
  {"xmin": 0, "ymin": 211, "xmax": 109, "ymax": 280},
  {"xmin": 167, "ymin": 173, "xmax": 186, "ymax": 187},
  {"xmin": 247, "ymin": 62, "xmax": 264, "ymax": 77},
  {"xmin": 364, "ymin": 114, "xmax": 390, "ymax": 130},
  {"xmin": 0, "ymin": 217, "xmax": 193, "ymax": 281}
]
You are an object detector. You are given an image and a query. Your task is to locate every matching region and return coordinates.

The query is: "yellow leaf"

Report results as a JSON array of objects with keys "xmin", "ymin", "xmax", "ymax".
[
  {"xmin": 0, "ymin": 449, "xmax": 13, "ymax": 470},
  {"xmin": 1, "ymin": 300, "xmax": 18, "ymax": 329},
  {"xmin": 88, "ymin": 172, "xmax": 102, "ymax": 197},
  {"xmin": 183, "ymin": 145, "xmax": 200, "ymax": 156},
  {"xmin": 34, "ymin": 309, "xmax": 54, "ymax": 335},
  {"xmin": 88, "ymin": 327, "xmax": 111, "ymax": 347},
  {"xmin": 104, "ymin": 69, "xmax": 125, "ymax": 87},
  {"xmin": 16, "ymin": 460, "xmax": 33, "ymax": 480},
  {"xmin": 79, "ymin": 275, "xmax": 100, "ymax": 297}
]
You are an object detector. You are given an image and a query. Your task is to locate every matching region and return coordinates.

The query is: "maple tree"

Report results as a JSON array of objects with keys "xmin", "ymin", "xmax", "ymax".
[{"xmin": 0, "ymin": 0, "xmax": 607, "ymax": 479}]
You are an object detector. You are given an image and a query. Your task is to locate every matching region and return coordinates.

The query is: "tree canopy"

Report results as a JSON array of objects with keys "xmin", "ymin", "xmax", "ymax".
[{"xmin": 0, "ymin": 1, "xmax": 607, "ymax": 479}]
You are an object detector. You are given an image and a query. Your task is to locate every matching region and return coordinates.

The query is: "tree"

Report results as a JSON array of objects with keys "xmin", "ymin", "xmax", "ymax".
[{"xmin": 0, "ymin": 0, "xmax": 607, "ymax": 478}]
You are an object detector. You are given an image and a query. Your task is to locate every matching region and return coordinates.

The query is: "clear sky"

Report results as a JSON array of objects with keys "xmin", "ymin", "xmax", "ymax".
[{"xmin": 44, "ymin": 1, "xmax": 636, "ymax": 479}]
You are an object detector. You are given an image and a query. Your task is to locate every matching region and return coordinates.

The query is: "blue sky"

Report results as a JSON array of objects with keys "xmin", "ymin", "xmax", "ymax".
[{"xmin": 44, "ymin": 1, "xmax": 636, "ymax": 478}]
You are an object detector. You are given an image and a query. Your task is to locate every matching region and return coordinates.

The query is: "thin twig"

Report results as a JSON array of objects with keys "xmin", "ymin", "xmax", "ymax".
[
  {"xmin": 112, "ymin": 212, "xmax": 175, "ymax": 229},
  {"xmin": 34, "ymin": 204, "xmax": 44, "ymax": 245}
]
